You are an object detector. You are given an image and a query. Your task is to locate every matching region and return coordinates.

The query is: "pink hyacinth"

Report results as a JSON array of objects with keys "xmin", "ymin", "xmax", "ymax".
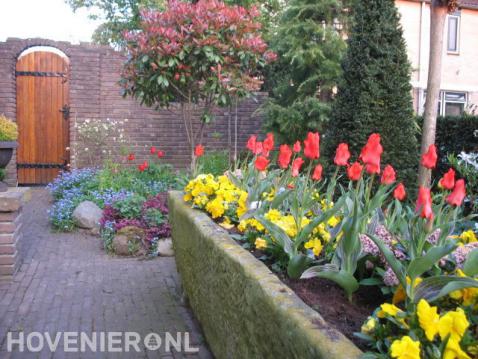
[
  {"xmin": 383, "ymin": 267, "xmax": 399, "ymax": 287},
  {"xmin": 453, "ymin": 242, "xmax": 478, "ymax": 268}
]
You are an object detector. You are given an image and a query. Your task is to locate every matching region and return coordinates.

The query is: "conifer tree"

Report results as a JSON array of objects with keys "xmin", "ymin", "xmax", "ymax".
[
  {"xmin": 263, "ymin": 0, "xmax": 349, "ymax": 143},
  {"xmin": 328, "ymin": 0, "xmax": 418, "ymax": 186}
]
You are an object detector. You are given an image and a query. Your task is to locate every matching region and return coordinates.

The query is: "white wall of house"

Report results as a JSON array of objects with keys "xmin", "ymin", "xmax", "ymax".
[{"xmin": 396, "ymin": 0, "xmax": 478, "ymax": 115}]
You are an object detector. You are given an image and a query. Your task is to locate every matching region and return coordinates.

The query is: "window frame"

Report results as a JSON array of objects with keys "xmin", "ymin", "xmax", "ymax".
[
  {"xmin": 447, "ymin": 14, "xmax": 461, "ymax": 54},
  {"xmin": 420, "ymin": 90, "xmax": 467, "ymax": 116}
]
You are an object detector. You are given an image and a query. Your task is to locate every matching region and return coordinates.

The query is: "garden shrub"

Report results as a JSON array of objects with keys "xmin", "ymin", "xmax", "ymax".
[
  {"xmin": 327, "ymin": 0, "xmax": 418, "ymax": 187},
  {"xmin": 0, "ymin": 114, "xmax": 18, "ymax": 141},
  {"xmin": 197, "ymin": 150, "xmax": 230, "ymax": 176},
  {"xmin": 415, "ymin": 115, "xmax": 478, "ymax": 171}
]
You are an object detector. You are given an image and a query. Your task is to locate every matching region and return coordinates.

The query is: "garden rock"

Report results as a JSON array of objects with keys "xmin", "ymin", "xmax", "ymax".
[
  {"xmin": 72, "ymin": 201, "xmax": 103, "ymax": 229},
  {"xmin": 157, "ymin": 238, "xmax": 174, "ymax": 257},
  {"xmin": 113, "ymin": 226, "xmax": 144, "ymax": 256}
]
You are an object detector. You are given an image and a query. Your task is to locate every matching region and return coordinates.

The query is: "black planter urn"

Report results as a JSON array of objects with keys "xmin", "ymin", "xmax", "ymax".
[{"xmin": 0, "ymin": 141, "xmax": 18, "ymax": 191}]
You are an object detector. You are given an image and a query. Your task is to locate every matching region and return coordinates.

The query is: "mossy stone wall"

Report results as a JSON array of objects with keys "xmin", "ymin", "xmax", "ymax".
[{"xmin": 169, "ymin": 191, "xmax": 362, "ymax": 359}]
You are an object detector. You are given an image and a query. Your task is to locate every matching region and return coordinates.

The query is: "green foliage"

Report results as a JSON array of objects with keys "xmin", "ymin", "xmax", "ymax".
[
  {"xmin": 328, "ymin": 0, "xmax": 418, "ymax": 187},
  {"xmin": 0, "ymin": 114, "xmax": 18, "ymax": 141},
  {"xmin": 262, "ymin": 97, "xmax": 331, "ymax": 144},
  {"xmin": 66, "ymin": 0, "xmax": 165, "ymax": 48},
  {"xmin": 448, "ymin": 153, "xmax": 478, "ymax": 213},
  {"xmin": 0, "ymin": 169, "xmax": 5, "ymax": 182},
  {"xmin": 113, "ymin": 194, "xmax": 146, "ymax": 219},
  {"xmin": 415, "ymin": 115, "xmax": 478, "ymax": 174},
  {"xmin": 197, "ymin": 150, "xmax": 230, "ymax": 176},
  {"xmin": 263, "ymin": 0, "xmax": 349, "ymax": 143}
]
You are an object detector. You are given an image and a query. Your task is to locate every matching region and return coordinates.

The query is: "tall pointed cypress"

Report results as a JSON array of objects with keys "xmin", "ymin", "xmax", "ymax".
[{"xmin": 328, "ymin": 0, "xmax": 418, "ymax": 186}]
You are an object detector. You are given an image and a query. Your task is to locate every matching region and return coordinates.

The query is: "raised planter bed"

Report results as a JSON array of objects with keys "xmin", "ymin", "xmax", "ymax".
[{"xmin": 168, "ymin": 191, "xmax": 362, "ymax": 359}]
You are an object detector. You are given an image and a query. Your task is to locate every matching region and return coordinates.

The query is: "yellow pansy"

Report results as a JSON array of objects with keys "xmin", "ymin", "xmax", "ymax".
[
  {"xmin": 265, "ymin": 209, "xmax": 282, "ymax": 222},
  {"xmin": 390, "ymin": 336, "xmax": 420, "ymax": 359},
  {"xmin": 205, "ymin": 196, "xmax": 226, "ymax": 218},
  {"xmin": 262, "ymin": 188, "xmax": 275, "ymax": 201},
  {"xmin": 327, "ymin": 216, "xmax": 340, "ymax": 228},
  {"xmin": 377, "ymin": 303, "xmax": 403, "ymax": 318},
  {"xmin": 392, "ymin": 277, "xmax": 423, "ymax": 305},
  {"xmin": 450, "ymin": 269, "xmax": 478, "ymax": 306},
  {"xmin": 438, "ymin": 308, "xmax": 469, "ymax": 342},
  {"xmin": 304, "ymin": 238, "xmax": 323, "ymax": 256},
  {"xmin": 361, "ymin": 317, "xmax": 376, "ymax": 334},
  {"xmin": 417, "ymin": 299, "xmax": 439, "ymax": 341},
  {"xmin": 443, "ymin": 339, "xmax": 471, "ymax": 359},
  {"xmin": 183, "ymin": 192, "xmax": 193, "ymax": 202},
  {"xmin": 459, "ymin": 230, "xmax": 477, "ymax": 244},
  {"xmin": 254, "ymin": 237, "xmax": 267, "ymax": 250}
]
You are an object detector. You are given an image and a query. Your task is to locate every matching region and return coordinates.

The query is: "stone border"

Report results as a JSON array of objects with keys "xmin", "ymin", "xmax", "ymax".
[{"xmin": 168, "ymin": 191, "xmax": 362, "ymax": 359}]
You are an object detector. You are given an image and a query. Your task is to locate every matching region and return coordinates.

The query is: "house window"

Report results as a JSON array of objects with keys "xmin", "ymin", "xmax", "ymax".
[
  {"xmin": 420, "ymin": 90, "xmax": 467, "ymax": 116},
  {"xmin": 443, "ymin": 91, "xmax": 466, "ymax": 115},
  {"xmin": 447, "ymin": 14, "xmax": 460, "ymax": 53}
]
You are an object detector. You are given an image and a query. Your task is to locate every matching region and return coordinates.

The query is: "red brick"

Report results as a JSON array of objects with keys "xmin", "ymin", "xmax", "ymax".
[
  {"xmin": 0, "ymin": 211, "xmax": 18, "ymax": 222},
  {"xmin": 0, "ymin": 222, "xmax": 15, "ymax": 234},
  {"xmin": 0, "ymin": 244, "xmax": 15, "ymax": 255},
  {"xmin": 0, "ymin": 253, "xmax": 15, "ymax": 265},
  {"xmin": 0, "ymin": 264, "xmax": 15, "ymax": 276}
]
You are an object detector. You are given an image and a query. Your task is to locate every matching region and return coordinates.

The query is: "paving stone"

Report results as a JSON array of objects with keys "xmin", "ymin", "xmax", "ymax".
[{"xmin": 0, "ymin": 189, "xmax": 212, "ymax": 359}]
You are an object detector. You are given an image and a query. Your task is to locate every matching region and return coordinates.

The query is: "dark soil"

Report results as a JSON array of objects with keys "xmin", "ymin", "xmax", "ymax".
[
  {"xmin": 225, "ymin": 226, "xmax": 384, "ymax": 349},
  {"xmin": 284, "ymin": 276, "xmax": 383, "ymax": 348}
]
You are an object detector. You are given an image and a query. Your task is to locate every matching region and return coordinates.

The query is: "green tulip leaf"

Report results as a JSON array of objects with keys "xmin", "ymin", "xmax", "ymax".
[
  {"xmin": 407, "ymin": 242, "xmax": 456, "ymax": 279},
  {"xmin": 463, "ymin": 249, "xmax": 478, "ymax": 277}
]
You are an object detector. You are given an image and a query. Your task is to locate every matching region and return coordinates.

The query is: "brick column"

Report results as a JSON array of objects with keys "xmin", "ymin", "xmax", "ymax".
[{"xmin": 0, "ymin": 188, "xmax": 30, "ymax": 278}]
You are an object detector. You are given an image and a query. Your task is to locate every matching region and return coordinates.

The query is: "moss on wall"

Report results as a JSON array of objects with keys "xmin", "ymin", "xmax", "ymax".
[{"xmin": 169, "ymin": 191, "xmax": 362, "ymax": 359}]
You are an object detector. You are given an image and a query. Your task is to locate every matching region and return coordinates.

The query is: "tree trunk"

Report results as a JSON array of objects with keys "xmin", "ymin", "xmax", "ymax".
[{"xmin": 418, "ymin": 1, "xmax": 448, "ymax": 186}]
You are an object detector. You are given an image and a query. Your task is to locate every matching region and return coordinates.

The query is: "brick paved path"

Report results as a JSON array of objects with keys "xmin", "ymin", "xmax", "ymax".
[{"xmin": 0, "ymin": 189, "xmax": 212, "ymax": 359}]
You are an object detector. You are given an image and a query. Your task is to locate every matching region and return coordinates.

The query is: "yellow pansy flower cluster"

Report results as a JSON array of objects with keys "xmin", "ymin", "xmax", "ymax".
[
  {"xmin": 184, "ymin": 174, "xmax": 248, "ymax": 220},
  {"xmin": 417, "ymin": 299, "xmax": 470, "ymax": 359},
  {"xmin": 368, "ymin": 298, "xmax": 473, "ymax": 359}
]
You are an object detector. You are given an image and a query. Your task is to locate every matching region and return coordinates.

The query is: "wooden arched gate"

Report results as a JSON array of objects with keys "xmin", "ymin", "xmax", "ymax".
[{"xmin": 16, "ymin": 48, "xmax": 70, "ymax": 185}]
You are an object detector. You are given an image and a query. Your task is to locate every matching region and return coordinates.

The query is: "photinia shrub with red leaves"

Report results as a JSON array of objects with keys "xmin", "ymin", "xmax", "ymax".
[{"xmin": 120, "ymin": 0, "xmax": 275, "ymax": 168}]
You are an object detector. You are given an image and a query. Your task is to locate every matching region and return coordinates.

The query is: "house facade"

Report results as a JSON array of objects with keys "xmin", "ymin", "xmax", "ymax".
[{"xmin": 396, "ymin": 0, "xmax": 478, "ymax": 115}]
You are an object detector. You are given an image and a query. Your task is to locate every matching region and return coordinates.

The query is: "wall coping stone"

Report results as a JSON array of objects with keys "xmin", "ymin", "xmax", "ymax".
[
  {"xmin": 169, "ymin": 191, "xmax": 362, "ymax": 359},
  {"xmin": 0, "ymin": 188, "xmax": 31, "ymax": 212}
]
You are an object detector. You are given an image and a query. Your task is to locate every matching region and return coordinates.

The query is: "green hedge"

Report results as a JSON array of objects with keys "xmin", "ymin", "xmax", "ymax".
[
  {"xmin": 416, "ymin": 115, "xmax": 478, "ymax": 173},
  {"xmin": 168, "ymin": 191, "xmax": 362, "ymax": 359}
]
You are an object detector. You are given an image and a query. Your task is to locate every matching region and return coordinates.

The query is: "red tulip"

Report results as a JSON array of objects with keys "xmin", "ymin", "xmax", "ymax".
[
  {"xmin": 293, "ymin": 141, "xmax": 301, "ymax": 153},
  {"xmin": 416, "ymin": 186, "xmax": 433, "ymax": 220},
  {"xmin": 150, "ymin": 146, "xmax": 156, "ymax": 154},
  {"xmin": 263, "ymin": 133, "xmax": 274, "ymax": 153},
  {"xmin": 127, "ymin": 153, "xmax": 135, "ymax": 161},
  {"xmin": 291, "ymin": 157, "xmax": 304, "ymax": 177},
  {"xmin": 247, "ymin": 135, "xmax": 257, "ymax": 153},
  {"xmin": 303, "ymin": 132, "xmax": 320, "ymax": 160},
  {"xmin": 439, "ymin": 168, "xmax": 455, "ymax": 190},
  {"xmin": 195, "ymin": 144, "xmax": 204, "ymax": 157},
  {"xmin": 138, "ymin": 161, "xmax": 149, "ymax": 172},
  {"xmin": 360, "ymin": 133, "xmax": 383, "ymax": 174},
  {"xmin": 278, "ymin": 144, "xmax": 292, "ymax": 169},
  {"xmin": 421, "ymin": 144, "xmax": 438, "ymax": 169},
  {"xmin": 347, "ymin": 162, "xmax": 363, "ymax": 181},
  {"xmin": 381, "ymin": 165, "xmax": 396, "ymax": 185},
  {"xmin": 287, "ymin": 183, "xmax": 295, "ymax": 189},
  {"xmin": 157, "ymin": 150, "xmax": 165, "ymax": 158},
  {"xmin": 312, "ymin": 164, "xmax": 323, "ymax": 181},
  {"xmin": 255, "ymin": 155, "xmax": 269, "ymax": 171},
  {"xmin": 393, "ymin": 183, "xmax": 406, "ymax": 201},
  {"xmin": 334, "ymin": 143, "xmax": 351, "ymax": 166},
  {"xmin": 446, "ymin": 179, "xmax": 466, "ymax": 207}
]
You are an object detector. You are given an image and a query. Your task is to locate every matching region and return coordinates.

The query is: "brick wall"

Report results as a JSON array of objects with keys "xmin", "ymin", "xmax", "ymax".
[{"xmin": 0, "ymin": 38, "xmax": 266, "ymax": 185}]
